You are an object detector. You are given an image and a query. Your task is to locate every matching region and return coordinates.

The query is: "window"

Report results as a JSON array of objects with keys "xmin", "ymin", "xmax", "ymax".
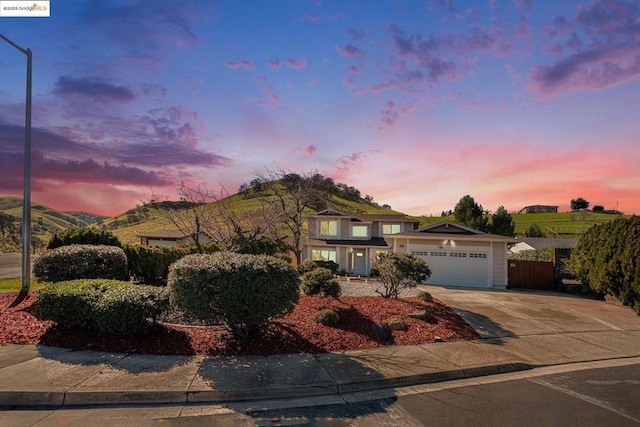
[
  {"xmin": 351, "ymin": 224, "xmax": 368, "ymax": 238},
  {"xmin": 430, "ymin": 251, "xmax": 447, "ymax": 257},
  {"xmin": 382, "ymin": 223, "xmax": 401, "ymax": 234},
  {"xmin": 312, "ymin": 249, "xmax": 337, "ymax": 262},
  {"xmin": 450, "ymin": 252, "xmax": 467, "ymax": 258},
  {"xmin": 411, "ymin": 251, "xmax": 428, "ymax": 256},
  {"xmin": 469, "ymin": 253, "xmax": 487, "ymax": 259},
  {"xmin": 319, "ymin": 220, "xmax": 338, "ymax": 237}
]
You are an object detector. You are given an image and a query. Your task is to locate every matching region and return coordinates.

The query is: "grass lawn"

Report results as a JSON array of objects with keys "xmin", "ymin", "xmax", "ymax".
[{"xmin": 0, "ymin": 278, "xmax": 45, "ymax": 293}]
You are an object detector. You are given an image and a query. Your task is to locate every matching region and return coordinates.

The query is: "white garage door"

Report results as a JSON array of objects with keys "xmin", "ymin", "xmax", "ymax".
[{"xmin": 411, "ymin": 247, "xmax": 489, "ymax": 288}]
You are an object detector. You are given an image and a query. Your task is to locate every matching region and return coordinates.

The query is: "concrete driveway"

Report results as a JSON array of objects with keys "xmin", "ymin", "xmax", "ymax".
[{"xmin": 421, "ymin": 285, "xmax": 640, "ymax": 339}]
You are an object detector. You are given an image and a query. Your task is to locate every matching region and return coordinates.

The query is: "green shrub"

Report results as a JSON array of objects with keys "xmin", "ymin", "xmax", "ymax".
[
  {"xmin": 297, "ymin": 259, "xmax": 339, "ymax": 275},
  {"xmin": 95, "ymin": 285, "xmax": 171, "ymax": 335},
  {"xmin": 33, "ymin": 279, "xmax": 128, "ymax": 329},
  {"xmin": 34, "ymin": 245, "xmax": 129, "ymax": 283},
  {"xmin": 373, "ymin": 252, "xmax": 431, "ymax": 299},
  {"xmin": 572, "ymin": 216, "xmax": 640, "ymax": 314},
  {"xmin": 169, "ymin": 252, "xmax": 300, "ymax": 340},
  {"xmin": 301, "ymin": 268, "xmax": 341, "ymax": 297},
  {"xmin": 313, "ymin": 308, "xmax": 340, "ymax": 326},
  {"xmin": 124, "ymin": 245, "xmax": 191, "ymax": 283},
  {"xmin": 47, "ymin": 227, "xmax": 122, "ymax": 249},
  {"xmin": 297, "ymin": 259, "xmax": 318, "ymax": 275}
]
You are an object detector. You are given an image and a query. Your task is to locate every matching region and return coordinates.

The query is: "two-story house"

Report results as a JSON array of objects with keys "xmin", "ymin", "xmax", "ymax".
[
  {"xmin": 303, "ymin": 209, "xmax": 419, "ymax": 276},
  {"xmin": 302, "ymin": 209, "xmax": 514, "ymax": 289}
]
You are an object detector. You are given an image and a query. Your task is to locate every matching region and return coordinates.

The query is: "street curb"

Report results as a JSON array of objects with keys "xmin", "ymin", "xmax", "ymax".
[{"xmin": 0, "ymin": 362, "xmax": 534, "ymax": 409}]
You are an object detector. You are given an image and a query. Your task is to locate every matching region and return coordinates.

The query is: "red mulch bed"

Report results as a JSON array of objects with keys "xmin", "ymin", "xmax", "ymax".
[{"xmin": 0, "ymin": 292, "xmax": 480, "ymax": 356}]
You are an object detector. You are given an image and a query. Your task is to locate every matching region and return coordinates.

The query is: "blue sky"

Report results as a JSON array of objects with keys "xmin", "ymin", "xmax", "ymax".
[{"xmin": 1, "ymin": 0, "xmax": 639, "ymax": 216}]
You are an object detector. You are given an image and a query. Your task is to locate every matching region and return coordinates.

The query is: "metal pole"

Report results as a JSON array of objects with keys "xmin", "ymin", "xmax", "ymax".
[
  {"xmin": 0, "ymin": 34, "xmax": 32, "ymax": 293},
  {"xmin": 22, "ymin": 49, "xmax": 32, "ymax": 292}
]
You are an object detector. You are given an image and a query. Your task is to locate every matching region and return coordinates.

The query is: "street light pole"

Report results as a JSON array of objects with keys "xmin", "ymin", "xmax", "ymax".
[{"xmin": 1, "ymin": 34, "xmax": 32, "ymax": 294}]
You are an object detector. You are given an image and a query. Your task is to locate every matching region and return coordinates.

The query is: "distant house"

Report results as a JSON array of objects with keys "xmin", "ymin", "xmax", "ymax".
[
  {"xmin": 510, "ymin": 237, "xmax": 579, "ymax": 254},
  {"xmin": 137, "ymin": 230, "xmax": 210, "ymax": 247},
  {"xmin": 518, "ymin": 205, "xmax": 559, "ymax": 214},
  {"xmin": 302, "ymin": 209, "xmax": 514, "ymax": 289}
]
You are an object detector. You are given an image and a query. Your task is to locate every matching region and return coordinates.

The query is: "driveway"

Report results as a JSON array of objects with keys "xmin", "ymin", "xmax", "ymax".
[{"xmin": 421, "ymin": 285, "xmax": 640, "ymax": 339}]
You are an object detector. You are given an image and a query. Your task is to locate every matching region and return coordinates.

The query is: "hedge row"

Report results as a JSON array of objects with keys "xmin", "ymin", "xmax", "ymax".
[{"xmin": 33, "ymin": 245, "xmax": 129, "ymax": 283}]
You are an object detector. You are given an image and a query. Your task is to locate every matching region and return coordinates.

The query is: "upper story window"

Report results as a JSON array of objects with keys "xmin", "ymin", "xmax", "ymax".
[
  {"xmin": 319, "ymin": 220, "xmax": 338, "ymax": 237},
  {"xmin": 351, "ymin": 224, "xmax": 368, "ymax": 238},
  {"xmin": 382, "ymin": 223, "xmax": 401, "ymax": 234}
]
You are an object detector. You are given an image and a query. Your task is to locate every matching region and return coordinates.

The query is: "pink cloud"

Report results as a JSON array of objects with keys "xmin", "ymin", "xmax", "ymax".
[
  {"xmin": 305, "ymin": 14, "xmax": 319, "ymax": 22},
  {"xmin": 258, "ymin": 85, "xmax": 281, "ymax": 107},
  {"xmin": 224, "ymin": 60, "xmax": 254, "ymax": 70},
  {"xmin": 286, "ymin": 57, "xmax": 308, "ymax": 69},
  {"xmin": 295, "ymin": 145, "xmax": 317, "ymax": 155}
]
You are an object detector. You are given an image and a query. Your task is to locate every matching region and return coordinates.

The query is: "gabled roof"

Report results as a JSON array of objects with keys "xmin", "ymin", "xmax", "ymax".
[
  {"xmin": 415, "ymin": 221, "xmax": 482, "ymax": 235},
  {"xmin": 391, "ymin": 221, "xmax": 515, "ymax": 242},
  {"xmin": 513, "ymin": 237, "xmax": 579, "ymax": 250},
  {"xmin": 314, "ymin": 209, "xmax": 347, "ymax": 216}
]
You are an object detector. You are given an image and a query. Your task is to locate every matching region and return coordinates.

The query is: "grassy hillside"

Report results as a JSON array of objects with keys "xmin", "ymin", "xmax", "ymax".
[
  {"xmin": 0, "ymin": 196, "xmax": 103, "ymax": 251},
  {"xmin": 416, "ymin": 211, "xmax": 625, "ymax": 238},
  {"xmin": 101, "ymin": 191, "xmax": 403, "ymax": 246}
]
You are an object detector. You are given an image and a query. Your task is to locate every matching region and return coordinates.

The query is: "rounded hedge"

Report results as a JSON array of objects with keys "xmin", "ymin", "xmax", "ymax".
[
  {"xmin": 301, "ymin": 268, "xmax": 341, "ymax": 297},
  {"xmin": 33, "ymin": 245, "xmax": 129, "ymax": 283},
  {"xmin": 168, "ymin": 252, "xmax": 300, "ymax": 340},
  {"xmin": 33, "ymin": 279, "xmax": 129, "ymax": 329},
  {"xmin": 95, "ymin": 285, "xmax": 171, "ymax": 335},
  {"xmin": 33, "ymin": 279, "xmax": 170, "ymax": 335}
]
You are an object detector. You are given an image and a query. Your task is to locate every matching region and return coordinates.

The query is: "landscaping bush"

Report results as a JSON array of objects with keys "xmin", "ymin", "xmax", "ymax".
[
  {"xmin": 47, "ymin": 227, "xmax": 122, "ymax": 249},
  {"xmin": 301, "ymin": 268, "xmax": 341, "ymax": 297},
  {"xmin": 297, "ymin": 259, "xmax": 339, "ymax": 275},
  {"xmin": 33, "ymin": 279, "xmax": 128, "ymax": 329},
  {"xmin": 373, "ymin": 252, "xmax": 431, "ymax": 299},
  {"xmin": 124, "ymin": 245, "xmax": 191, "ymax": 284},
  {"xmin": 571, "ymin": 216, "xmax": 640, "ymax": 314},
  {"xmin": 169, "ymin": 252, "xmax": 300, "ymax": 340},
  {"xmin": 95, "ymin": 285, "xmax": 171, "ymax": 335},
  {"xmin": 33, "ymin": 245, "xmax": 129, "ymax": 283},
  {"xmin": 313, "ymin": 308, "xmax": 340, "ymax": 326}
]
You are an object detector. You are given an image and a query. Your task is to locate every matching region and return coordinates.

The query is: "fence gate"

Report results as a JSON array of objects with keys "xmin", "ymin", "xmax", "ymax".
[{"xmin": 508, "ymin": 260, "xmax": 555, "ymax": 290}]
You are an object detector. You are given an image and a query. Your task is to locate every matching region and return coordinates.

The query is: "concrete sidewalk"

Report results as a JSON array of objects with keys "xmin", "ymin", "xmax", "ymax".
[{"xmin": 1, "ymin": 287, "xmax": 639, "ymax": 408}]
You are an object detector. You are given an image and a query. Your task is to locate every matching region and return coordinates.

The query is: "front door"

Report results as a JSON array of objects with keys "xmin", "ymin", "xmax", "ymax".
[{"xmin": 352, "ymin": 249, "xmax": 367, "ymax": 275}]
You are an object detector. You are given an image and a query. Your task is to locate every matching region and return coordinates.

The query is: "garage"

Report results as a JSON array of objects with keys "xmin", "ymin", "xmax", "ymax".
[
  {"xmin": 411, "ymin": 247, "xmax": 490, "ymax": 288},
  {"xmin": 387, "ymin": 221, "xmax": 514, "ymax": 290}
]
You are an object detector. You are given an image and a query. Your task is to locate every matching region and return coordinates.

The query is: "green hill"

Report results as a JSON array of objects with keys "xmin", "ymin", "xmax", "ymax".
[
  {"xmin": 0, "ymin": 196, "xmax": 105, "ymax": 251},
  {"xmin": 416, "ymin": 211, "xmax": 625, "ymax": 238},
  {"xmin": 101, "ymin": 191, "xmax": 402, "ymax": 246}
]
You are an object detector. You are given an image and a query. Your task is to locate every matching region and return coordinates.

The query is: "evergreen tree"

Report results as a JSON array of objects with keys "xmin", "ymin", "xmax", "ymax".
[
  {"xmin": 489, "ymin": 206, "xmax": 515, "ymax": 236},
  {"xmin": 453, "ymin": 195, "xmax": 488, "ymax": 231}
]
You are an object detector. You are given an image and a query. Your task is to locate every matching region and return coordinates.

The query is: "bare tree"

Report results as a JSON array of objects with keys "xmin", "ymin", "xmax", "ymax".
[
  {"xmin": 151, "ymin": 181, "xmax": 283, "ymax": 253},
  {"xmin": 256, "ymin": 168, "xmax": 333, "ymax": 264}
]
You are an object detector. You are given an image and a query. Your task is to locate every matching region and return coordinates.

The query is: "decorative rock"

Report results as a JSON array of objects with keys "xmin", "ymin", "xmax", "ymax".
[
  {"xmin": 408, "ymin": 309, "xmax": 437, "ymax": 324},
  {"xmin": 434, "ymin": 336, "xmax": 444, "ymax": 342},
  {"xmin": 371, "ymin": 323, "xmax": 390, "ymax": 340},
  {"xmin": 388, "ymin": 318, "xmax": 406, "ymax": 331}
]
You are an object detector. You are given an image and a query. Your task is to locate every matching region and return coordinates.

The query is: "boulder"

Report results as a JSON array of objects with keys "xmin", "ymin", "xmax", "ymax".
[
  {"xmin": 388, "ymin": 318, "xmax": 406, "ymax": 331},
  {"xmin": 408, "ymin": 309, "xmax": 437, "ymax": 324}
]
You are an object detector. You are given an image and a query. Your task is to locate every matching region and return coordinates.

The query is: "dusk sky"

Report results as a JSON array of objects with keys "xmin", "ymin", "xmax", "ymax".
[{"xmin": 1, "ymin": 0, "xmax": 639, "ymax": 217}]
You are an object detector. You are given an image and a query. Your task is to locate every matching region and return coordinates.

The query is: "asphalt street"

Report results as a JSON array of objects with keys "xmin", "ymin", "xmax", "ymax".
[{"xmin": 0, "ymin": 252, "xmax": 22, "ymax": 279}]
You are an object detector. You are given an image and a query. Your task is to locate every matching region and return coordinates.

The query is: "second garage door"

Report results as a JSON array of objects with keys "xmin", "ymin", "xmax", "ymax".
[{"xmin": 411, "ymin": 248, "xmax": 490, "ymax": 288}]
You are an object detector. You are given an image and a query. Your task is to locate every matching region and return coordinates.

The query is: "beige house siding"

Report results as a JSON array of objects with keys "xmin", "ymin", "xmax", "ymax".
[{"xmin": 491, "ymin": 241, "xmax": 508, "ymax": 289}]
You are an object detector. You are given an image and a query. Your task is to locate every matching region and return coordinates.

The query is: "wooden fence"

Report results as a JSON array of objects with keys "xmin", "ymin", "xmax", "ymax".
[{"xmin": 508, "ymin": 260, "xmax": 555, "ymax": 291}]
